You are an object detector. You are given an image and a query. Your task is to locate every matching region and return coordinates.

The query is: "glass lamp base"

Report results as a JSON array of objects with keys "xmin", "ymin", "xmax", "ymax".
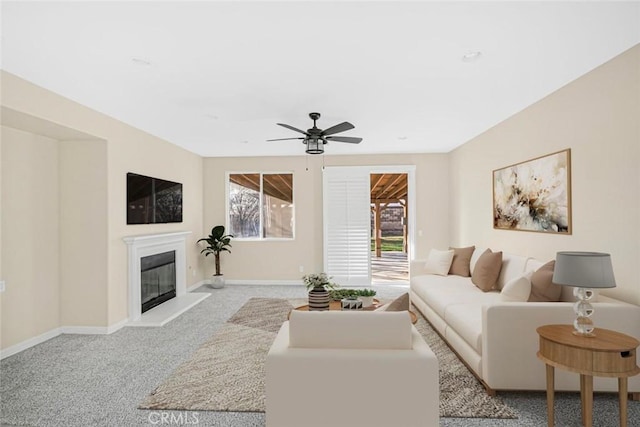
[{"xmin": 573, "ymin": 288, "xmax": 596, "ymax": 337}]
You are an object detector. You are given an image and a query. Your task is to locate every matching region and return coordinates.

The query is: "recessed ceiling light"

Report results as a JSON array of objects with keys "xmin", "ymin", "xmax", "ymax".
[
  {"xmin": 131, "ymin": 57, "xmax": 152, "ymax": 66},
  {"xmin": 462, "ymin": 51, "xmax": 482, "ymax": 62},
  {"xmin": 240, "ymin": 140, "xmax": 249, "ymax": 144},
  {"xmin": 204, "ymin": 114, "xmax": 219, "ymax": 120},
  {"xmin": 398, "ymin": 136, "xmax": 408, "ymax": 140}
]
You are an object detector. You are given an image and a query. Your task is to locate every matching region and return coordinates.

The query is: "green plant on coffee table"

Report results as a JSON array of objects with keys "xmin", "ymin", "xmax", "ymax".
[
  {"xmin": 356, "ymin": 289, "xmax": 377, "ymax": 297},
  {"xmin": 302, "ymin": 273, "xmax": 338, "ymax": 291},
  {"xmin": 329, "ymin": 289, "xmax": 359, "ymax": 301}
]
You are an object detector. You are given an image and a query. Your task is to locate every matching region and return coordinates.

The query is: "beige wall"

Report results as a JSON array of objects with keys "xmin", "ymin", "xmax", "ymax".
[
  {"xmin": 1, "ymin": 126, "xmax": 61, "ymax": 348},
  {"xmin": 203, "ymin": 153, "xmax": 450, "ymax": 280},
  {"xmin": 106, "ymin": 129, "xmax": 203, "ymax": 324},
  {"xmin": 59, "ymin": 140, "xmax": 109, "ymax": 327},
  {"xmin": 450, "ymin": 44, "xmax": 640, "ymax": 304},
  {"xmin": 0, "ymin": 71, "xmax": 205, "ymax": 346}
]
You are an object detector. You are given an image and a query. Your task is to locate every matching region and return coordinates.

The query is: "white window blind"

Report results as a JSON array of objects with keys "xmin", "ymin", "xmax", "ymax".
[{"xmin": 323, "ymin": 167, "xmax": 371, "ymax": 286}]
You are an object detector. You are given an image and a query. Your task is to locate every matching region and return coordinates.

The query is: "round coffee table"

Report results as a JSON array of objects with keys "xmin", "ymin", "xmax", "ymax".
[{"xmin": 292, "ymin": 300, "xmax": 418, "ymax": 324}]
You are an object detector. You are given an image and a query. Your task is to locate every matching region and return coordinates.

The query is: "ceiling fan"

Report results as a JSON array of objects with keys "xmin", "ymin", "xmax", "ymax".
[{"xmin": 267, "ymin": 112, "xmax": 363, "ymax": 154}]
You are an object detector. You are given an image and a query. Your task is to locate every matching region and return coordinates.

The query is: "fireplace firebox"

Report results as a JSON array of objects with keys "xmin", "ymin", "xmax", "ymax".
[{"xmin": 141, "ymin": 250, "xmax": 176, "ymax": 313}]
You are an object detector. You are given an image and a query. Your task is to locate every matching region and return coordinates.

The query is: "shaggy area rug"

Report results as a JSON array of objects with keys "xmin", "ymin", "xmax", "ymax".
[{"xmin": 139, "ymin": 297, "xmax": 517, "ymax": 419}]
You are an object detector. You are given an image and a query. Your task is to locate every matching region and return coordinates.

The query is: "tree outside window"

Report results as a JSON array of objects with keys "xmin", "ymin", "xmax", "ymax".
[{"xmin": 228, "ymin": 173, "xmax": 294, "ymax": 239}]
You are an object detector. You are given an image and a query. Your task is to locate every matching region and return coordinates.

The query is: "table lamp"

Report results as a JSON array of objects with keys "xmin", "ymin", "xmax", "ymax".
[{"xmin": 552, "ymin": 251, "xmax": 616, "ymax": 337}]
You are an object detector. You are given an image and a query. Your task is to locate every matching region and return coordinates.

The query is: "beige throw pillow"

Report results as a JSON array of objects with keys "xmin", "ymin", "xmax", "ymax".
[
  {"xmin": 500, "ymin": 271, "xmax": 533, "ymax": 302},
  {"xmin": 448, "ymin": 246, "xmax": 475, "ymax": 277},
  {"xmin": 424, "ymin": 249, "xmax": 455, "ymax": 276},
  {"xmin": 528, "ymin": 261, "xmax": 562, "ymax": 302},
  {"xmin": 386, "ymin": 293, "xmax": 410, "ymax": 311},
  {"xmin": 375, "ymin": 293, "xmax": 410, "ymax": 312},
  {"xmin": 471, "ymin": 249, "xmax": 503, "ymax": 292}
]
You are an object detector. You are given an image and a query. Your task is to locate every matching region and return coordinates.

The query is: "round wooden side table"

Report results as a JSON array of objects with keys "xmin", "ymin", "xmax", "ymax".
[{"xmin": 537, "ymin": 324, "xmax": 640, "ymax": 427}]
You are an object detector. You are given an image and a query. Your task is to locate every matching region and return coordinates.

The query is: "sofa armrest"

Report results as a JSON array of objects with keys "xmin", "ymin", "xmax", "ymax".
[{"xmin": 482, "ymin": 302, "xmax": 640, "ymax": 391}]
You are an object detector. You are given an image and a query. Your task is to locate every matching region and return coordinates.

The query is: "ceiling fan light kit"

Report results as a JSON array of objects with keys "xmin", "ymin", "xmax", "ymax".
[
  {"xmin": 267, "ymin": 112, "xmax": 363, "ymax": 155},
  {"xmin": 305, "ymin": 138, "xmax": 324, "ymax": 155}
]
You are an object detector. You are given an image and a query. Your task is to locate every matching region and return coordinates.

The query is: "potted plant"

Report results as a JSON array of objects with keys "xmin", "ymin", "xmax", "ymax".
[
  {"xmin": 329, "ymin": 288, "xmax": 358, "ymax": 301},
  {"xmin": 302, "ymin": 273, "xmax": 338, "ymax": 311},
  {"xmin": 198, "ymin": 225, "xmax": 233, "ymax": 289},
  {"xmin": 356, "ymin": 288, "xmax": 377, "ymax": 308}
]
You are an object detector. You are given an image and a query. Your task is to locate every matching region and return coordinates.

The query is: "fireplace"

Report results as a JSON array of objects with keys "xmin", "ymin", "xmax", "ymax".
[
  {"xmin": 141, "ymin": 251, "xmax": 176, "ymax": 313},
  {"xmin": 123, "ymin": 231, "xmax": 191, "ymax": 323}
]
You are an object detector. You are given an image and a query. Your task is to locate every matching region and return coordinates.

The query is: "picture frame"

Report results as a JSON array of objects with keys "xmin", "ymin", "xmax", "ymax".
[{"xmin": 493, "ymin": 149, "xmax": 571, "ymax": 234}]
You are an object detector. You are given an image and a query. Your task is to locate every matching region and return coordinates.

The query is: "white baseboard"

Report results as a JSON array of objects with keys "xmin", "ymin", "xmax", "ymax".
[
  {"xmin": 106, "ymin": 318, "xmax": 129, "ymax": 334},
  {"xmin": 187, "ymin": 280, "xmax": 208, "ymax": 292},
  {"xmin": 1, "ymin": 318, "xmax": 130, "ymax": 360},
  {"xmin": 225, "ymin": 279, "xmax": 303, "ymax": 286},
  {"xmin": 0, "ymin": 327, "xmax": 62, "ymax": 360},
  {"xmin": 61, "ymin": 317, "xmax": 129, "ymax": 335}
]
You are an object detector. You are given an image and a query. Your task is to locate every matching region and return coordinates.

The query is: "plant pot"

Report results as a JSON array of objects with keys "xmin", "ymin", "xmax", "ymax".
[
  {"xmin": 341, "ymin": 298, "xmax": 363, "ymax": 310},
  {"xmin": 360, "ymin": 296, "xmax": 375, "ymax": 308},
  {"xmin": 210, "ymin": 275, "xmax": 225, "ymax": 289},
  {"xmin": 308, "ymin": 286, "xmax": 330, "ymax": 311}
]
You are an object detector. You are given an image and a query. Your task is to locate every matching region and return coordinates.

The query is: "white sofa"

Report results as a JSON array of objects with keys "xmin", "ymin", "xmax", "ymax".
[
  {"xmin": 266, "ymin": 310, "xmax": 439, "ymax": 427},
  {"xmin": 410, "ymin": 248, "xmax": 640, "ymax": 395}
]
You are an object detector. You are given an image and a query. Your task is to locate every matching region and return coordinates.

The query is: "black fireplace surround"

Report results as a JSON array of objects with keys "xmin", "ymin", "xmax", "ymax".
[{"xmin": 141, "ymin": 251, "xmax": 176, "ymax": 313}]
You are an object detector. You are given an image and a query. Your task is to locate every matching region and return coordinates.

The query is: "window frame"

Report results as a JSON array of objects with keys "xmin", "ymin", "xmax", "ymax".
[{"xmin": 226, "ymin": 171, "xmax": 295, "ymax": 241}]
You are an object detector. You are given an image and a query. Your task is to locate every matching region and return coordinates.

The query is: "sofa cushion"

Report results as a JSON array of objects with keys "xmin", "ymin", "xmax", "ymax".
[
  {"xmin": 472, "ymin": 249, "xmax": 503, "ymax": 291},
  {"xmin": 289, "ymin": 311, "xmax": 412, "ymax": 350},
  {"xmin": 529, "ymin": 260, "xmax": 562, "ymax": 302},
  {"xmin": 496, "ymin": 254, "xmax": 529, "ymax": 289},
  {"xmin": 444, "ymin": 304, "xmax": 484, "ymax": 353},
  {"xmin": 500, "ymin": 271, "xmax": 533, "ymax": 302},
  {"xmin": 424, "ymin": 249, "xmax": 455, "ymax": 276},
  {"xmin": 448, "ymin": 246, "xmax": 475, "ymax": 277},
  {"xmin": 411, "ymin": 274, "xmax": 500, "ymax": 320}
]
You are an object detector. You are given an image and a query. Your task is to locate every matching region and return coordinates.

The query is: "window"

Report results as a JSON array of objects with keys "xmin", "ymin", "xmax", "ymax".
[{"xmin": 228, "ymin": 173, "xmax": 294, "ymax": 239}]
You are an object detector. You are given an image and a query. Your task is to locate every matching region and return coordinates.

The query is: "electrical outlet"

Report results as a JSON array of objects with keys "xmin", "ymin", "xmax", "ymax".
[
  {"xmin": 299, "ymin": 265, "xmax": 304, "ymax": 273},
  {"xmin": 0, "ymin": 281, "xmax": 5, "ymax": 293},
  {"xmin": 192, "ymin": 270, "xmax": 196, "ymax": 277}
]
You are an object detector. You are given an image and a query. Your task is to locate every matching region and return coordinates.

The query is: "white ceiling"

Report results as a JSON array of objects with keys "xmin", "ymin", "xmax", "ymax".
[{"xmin": 2, "ymin": 1, "xmax": 639, "ymax": 157}]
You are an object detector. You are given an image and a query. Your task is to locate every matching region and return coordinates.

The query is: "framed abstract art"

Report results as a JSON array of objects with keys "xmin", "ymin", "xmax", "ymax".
[{"xmin": 493, "ymin": 149, "xmax": 571, "ymax": 234}]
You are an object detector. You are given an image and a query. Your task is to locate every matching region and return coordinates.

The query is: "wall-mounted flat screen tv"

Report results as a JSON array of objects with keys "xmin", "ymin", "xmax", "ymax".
[{"xmin": 127, "ymin": 173, "xmax": 183, "ymax": 224}]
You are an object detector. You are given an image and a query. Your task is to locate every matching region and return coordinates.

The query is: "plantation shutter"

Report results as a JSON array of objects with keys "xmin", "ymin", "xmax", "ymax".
[{"xmin": 323, "ymin": 166, "xmax": 371, "ymax": 286}]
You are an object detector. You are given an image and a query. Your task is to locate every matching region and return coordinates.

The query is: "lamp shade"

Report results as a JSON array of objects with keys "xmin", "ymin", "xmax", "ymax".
[{"xmin": 552, "ymin": 251, "xmax": 616, "ymax": 288}]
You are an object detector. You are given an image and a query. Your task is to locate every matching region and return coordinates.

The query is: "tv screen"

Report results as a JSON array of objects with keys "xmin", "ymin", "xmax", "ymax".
[{"xmin": 127, "ymin": 173, "xmax": 183, "ymax": 224}]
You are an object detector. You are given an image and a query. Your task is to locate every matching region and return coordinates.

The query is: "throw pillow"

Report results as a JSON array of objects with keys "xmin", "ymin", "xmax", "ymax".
[
  {"xmin": 448, "ymin": 245, "xmax": 475, "ymax": 277},
  {"xmin": 529, "ymin": 260, "xmax": 562, "ymax": 302},
  {"xmin": 424, "ymin": 249, "xmax": 455, "ymax": 276},
  {"xmin": 500, "ymin": 271, "xmax": 533, "ymax": 302},
  {"xmin": 375, "ymin": 293, "xmax": 410, "ymax": 312},
  {"xmin": 471, "ymin": 249, "xmax": 503, "ymax": 291},
  {"xmin": 386, "ymin": 293, "xmax": 410, "ymax": 311}
]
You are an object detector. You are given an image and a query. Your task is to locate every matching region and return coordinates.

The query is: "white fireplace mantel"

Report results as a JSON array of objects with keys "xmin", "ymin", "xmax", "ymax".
[{"xmin": 123, "ymin": 231, "xmax": 192, "ymax": 323}]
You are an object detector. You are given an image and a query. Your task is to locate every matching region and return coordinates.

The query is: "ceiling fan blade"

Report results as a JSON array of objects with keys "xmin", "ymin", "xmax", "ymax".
[
  {"xmin": 325, "ymin": 136, "xmax": 363, "ymax": 144},
  {"xmin": 321, "ymin": 121, "xmax": 355, "ymax": 136},
  {"xmin": 266, "ymin": 137, "xmax": 305, "ymax": 142},
  {"xmin": 277, "ymin": 123, "xmax": 309, "ymax": 135}
]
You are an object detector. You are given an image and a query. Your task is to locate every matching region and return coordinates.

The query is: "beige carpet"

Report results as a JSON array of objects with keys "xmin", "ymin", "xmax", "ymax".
[{"xmin": 139, "ymin": 297, "xmax": 517, "ymax": 419}]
